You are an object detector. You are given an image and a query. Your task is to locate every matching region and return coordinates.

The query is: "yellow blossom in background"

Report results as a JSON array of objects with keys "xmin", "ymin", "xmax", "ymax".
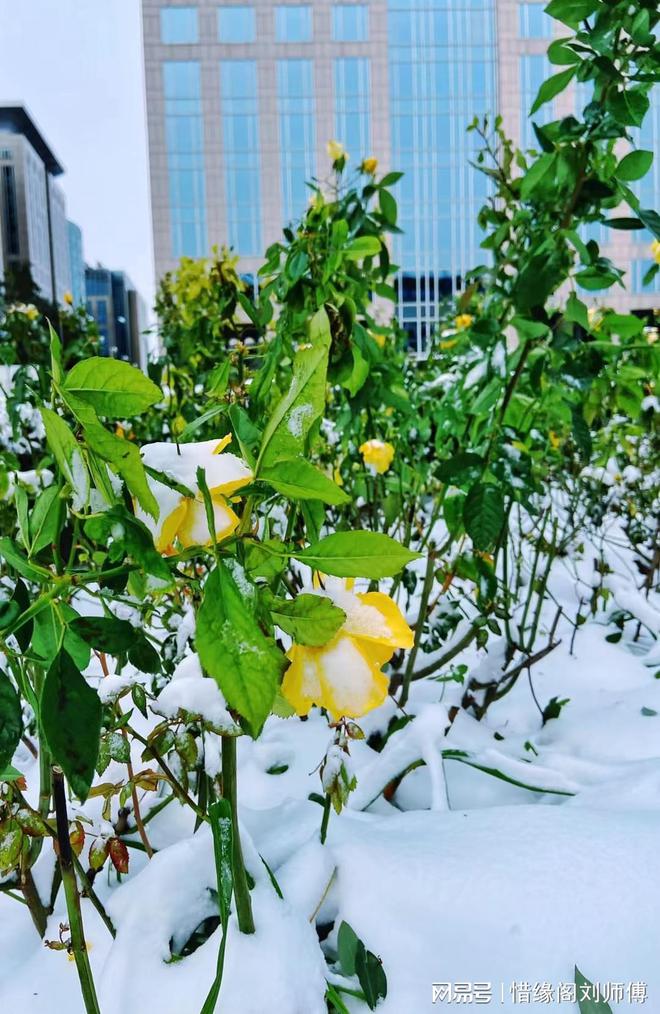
[
  {"xmin": 439, "ymin": 338, "xmax": 458, "ymax": 351},
  {"xmin": 327, "ymin": 140, "xmax": 347, "ymax": 163},
  {"xmin": 135, "ymin": 436, "xmax": 252, "ymax": 554},
  {"xmin": 63, "ymin": 291, "xmax": 73, "ymax": 305},
  {"xmin": 587, "ymin": 306, "xmax": 603, "ymax": 331},
  {"xmin": 282, "ymin": 578, "xmax": 414, "ymax": 718},
  {"xmin": 25, "ymin": 305, "xmax": 39, "ymax": 321},
  {"xmin": 549, "ymin": 430, "xmax": 561, "ymax": 449},
  {"xmin": 333, "ymin": 467, "xmax": 344, "ymax": 487},
  {"xmin": 370, "ymin": 330, "xmax": 386, "ymax": 349},
  {"xmin": 361, "ymin": 157, "xmax": 378, "ymax": 175},
  {"xmin": 359, "ymin": 439, "xmax": 395, "ymax": 474},
  {"xmin": 652, "ymin": 239, "xmax": 660, "ymax": 265},
  {"xmin": 454, "ymin": 313, "xmax": 473, "ymax": 330}
]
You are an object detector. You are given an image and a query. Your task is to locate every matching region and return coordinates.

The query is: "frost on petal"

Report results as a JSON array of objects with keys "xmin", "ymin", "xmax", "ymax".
[
  {"xmin": 317, "ymin": 635, "xmax": 389, "ymax": 719},
  {"xmin": 140, "ymin": 439, "xmax": 252, "ymax": 497}
]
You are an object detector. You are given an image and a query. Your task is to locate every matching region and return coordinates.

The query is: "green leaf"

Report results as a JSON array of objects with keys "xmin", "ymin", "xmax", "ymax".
[
  {"xmin": 40, "ymin": 407, "xmax": 90, "ymax": 511},
  {"xmin": 40, "ymin": 649, "xmax": 102, "ymax": 801},
  {"xmin": 616, "ymin": 149, "xmax": 653, "ymax": 182},
  {"xmin": 607, "ymin": 89, "xmax": 649, "ymax": 128},
  {"xmin": 261, "ymin": 458, "xmax": 350, "ymax": 505},
  {"xmin": 32, "ymin": 603, "xmax": 92, "ymax": 672},
  {"xmin": 48, "ymin": 321, "xmax": 63, "ymax": 385},
  {"xmin": 571, "ymin": 409, "xmax": 592, "ymax": 461},
  {"xmin": 128, "ymin": 635, "xmax": 161, "ymax": 674},
  {"xmin": 63, "ymin": 357, "xmax": 161, "ymax": 417},
  {"xmin": 378, "ymin": 189, "xmax": 397, "ymax": 226},
  {"xmin": 437, "ymin": 452, "xmax": 483, "ymax": 485},
  {"xmin": 463, "ymin": 483, "xmax": 504, "ymax": 551},
  {"xmin": 0, "ymin": 538, "xmax": 50, "ymax": 583},
  {"xmin": 200, "ymin": 798, "xmax": 233, "ymax": 1014},
  {"xmin": 604, "ymin": 217, "xmax": 643, "ymax": 230},
  {"xmin": 355, "ymin": 941, "xmax": 388, "ymax": 1010},
  {"xmin": 69, "ymin": 616, "xmax": 136, "ymax": 654},
  {"xmin": 547, "ymin": 38, "xmax": 581, "ymax": 65},
  {"xmin": 565, "ymin": 292, "xmax": 589, "ymax": 329},
  {"xmin": 602, "ymin": 313, "xmax": 643, "ymax": 339},
  {"xmin": 196, "ymin": 564, "xmax": 285, "ymax": 737},
  {"xmin": 520, "ymin": 153, "xmax": 557, "ymax": 200},
  {"xmin": 269, "ymin": 594, "xmax": 345, "ymax": 646},
  {"xmin": 80, "ymin": 413, "xmax": 159, "ymax": 519},
  {"xmin": 575, "ymin": 267, "xmax": 618, "ymax": 291},
  {"xmin": 293, "ymin": 531, "xmax": 420, "ymax": 579},
  {"xmin": 344, "ymin": 236, "xmax": 381, "ymax": 260},
  {"xmin": 337, "ymin": 920, "xmax": 359, "ymax": 977},
  {"xmin": 0, "ymin": 672, "xmax": 22, "ymax": 772},
  {"xmin": 575, "ymin": 967, "xmax": 613, "ymax": 1013},
  {"xmin": 28, "ymin": 485, "xmax": 63, "ymax": 556},
  {"xmin": 530, "ymin": 67, "xmax": 576, "ymax": 114},
  {"xmin": 257, "ymin": 307, "xmax": 331, "ymax": 473},
  {"xmin": 15, "ymin": 487, "xmax": 29, "ymax": 548},
  {"xmin": 637, "ymin": 208, "xmax": 660, "ymax": 241},
  {"xmin": 544, "ymin": 0, "xmax": 599, "ymax": 28}
]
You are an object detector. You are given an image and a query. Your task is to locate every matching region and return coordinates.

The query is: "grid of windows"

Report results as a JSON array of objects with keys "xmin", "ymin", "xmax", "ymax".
[
  {"xmin": 388, "ymin": 0, "xmax": 496, "ymax": 354},
  {"xmin": 277, "ymin": 59, "xmax": 316, "ymax": 223},
  {"xmin": 163, "ymin": 61, "xmax": 207, "ymax": 259},
  {"xmin": 333, "ymin": 58, "xmax": 371, "ymax": 160},
  {"xmin": 332, "ymin": 4, "xmax": 369, "ymax": 41},
  {"xmin": 519, "ymin": 53, "xmax": 552, "ymax": 150},
  {"xmin": 218, "ymin": 6, "xmax": 256, "ymax": 43},
  {"xmin": 518, "ymin": 2, "xmax": 552, "ymax": 38},
  {"xmin": 160, "ymin": 7, "xmax": 199, "ymax": 44},
  {"xmin": 275, "ymin": 5, "xmax": 312, "ymax": 42},
  {"xmin": 220, "ymin": 61, "xmax": 262, "ymax": 255}
]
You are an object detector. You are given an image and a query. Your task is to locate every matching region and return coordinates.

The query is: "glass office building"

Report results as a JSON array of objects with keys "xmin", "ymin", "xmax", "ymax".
[{"xmin": 142, "ymin": 0, "xmax": 660, "ymax": 350}]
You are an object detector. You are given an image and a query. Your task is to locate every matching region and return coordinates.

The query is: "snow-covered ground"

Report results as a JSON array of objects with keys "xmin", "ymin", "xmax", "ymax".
[{"xmin": 1, "ymin": 536, "xmax": 658, "ymax": 1012}]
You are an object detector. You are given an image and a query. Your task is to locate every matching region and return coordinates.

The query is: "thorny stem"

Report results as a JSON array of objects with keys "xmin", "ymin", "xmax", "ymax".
[
  {"xmin": 52, "ymin": 768, "xmax": 101, "ymax": 1014},
  {"xmin": 399, "ymin": 548, "xmax": 436, "ymax": 708},
  {"xmin": 221, "ymin": 735, "xmax": 255, "ymax": 934}
]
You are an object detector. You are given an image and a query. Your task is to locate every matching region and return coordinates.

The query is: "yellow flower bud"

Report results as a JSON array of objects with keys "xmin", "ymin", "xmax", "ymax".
[
  {"xmin": 454, "ymin": 313, "xmax": 473, "ymax": 331},
  {"xmin": 361, "ymin": 157, "xmax": 378, "ymax": 175},
  {"xmin": 359, "ymin": 439, "xmax": 395, "ymax": 475},
  {"xmin": 327, "ymin": 139, "xmax": 347, "ymax": 163}
]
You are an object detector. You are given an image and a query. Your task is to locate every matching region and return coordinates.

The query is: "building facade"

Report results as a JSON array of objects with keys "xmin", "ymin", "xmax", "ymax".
[
  {"xmin": 0, "ymin": 104, "xmax": 72, "ymax": 305},
  {"xmin": 67, "ymin": 220, "xmax": 86, "ymax": 305},
  {"xmin": 142, "ymin": 1, "xmax": 660, "ymax": 353},
  {"xmin": 85, "ymin": 265, "xmax": 145, "ymax": 364}
]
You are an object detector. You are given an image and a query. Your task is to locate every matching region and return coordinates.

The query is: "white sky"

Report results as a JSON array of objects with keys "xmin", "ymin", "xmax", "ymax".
[{"xmin": 0, "ymin": 0, "xmax": 155, "ymax": 315}]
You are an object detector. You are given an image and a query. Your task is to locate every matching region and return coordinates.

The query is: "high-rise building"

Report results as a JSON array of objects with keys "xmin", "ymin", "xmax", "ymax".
[
  {"xmin": 0, "ymin": 104, "xmax": 72, "ymax": 304},
  {"xmin": 85, "ymin": 265, "xmax": 145, "ymax": 365},
  {"xmin": 67, "ymin": 220, "xmax": 86, "ymax": 306},
  {"xmin": 141, "ymin": 1, "xmax": 660, "ymax": 353}
]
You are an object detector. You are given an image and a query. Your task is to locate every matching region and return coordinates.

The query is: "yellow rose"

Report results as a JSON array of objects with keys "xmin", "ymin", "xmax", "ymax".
[
  {"xmin": 370, "ymin": 331, "xmax": 386, "ymax": 349},
  {"xmin": 281, "ymin": 578, "xmax": 413, "ymax": 719},
  {"xmin": 63, "ymin": 291, "xmax": 74, "ymax": 306},
  {"xmin": 25, "ymin": 305, "xmax": 39, "ymax": 321},
  {"xmin": 135, "ymin": 436, "xmax": 252, "ymax": 554},
  {"xmin": 454, "ymin": 313, "xmax": 473, "ymax": 330},
  {"xmin": 652, "ymin": 239, "xmax": 660, "ymax": 266},
  {"xmin": 361, "ymin": 157, "xmax": 378, "ymax": 175},
  {"xmin": 359, "ymin": 439, "xmax": 395, "ymax": 475},
  {"xmin": 327, "ymin": 140, "xmax": 347, "ymax": 164}
]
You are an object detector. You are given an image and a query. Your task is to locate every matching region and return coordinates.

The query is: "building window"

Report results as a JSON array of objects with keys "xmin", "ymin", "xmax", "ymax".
[
  {"xmin": 334, "ymin": 58, "xmax": 371, "ymax": 160},
  {"xmin": 275, "ymin": 5, "xmax": 312, "ymax": 42},
  {"xmin": 520, "ymin": 53, "xmax": 552, "ymax": 149},
  {"xmin": 332, "ymin": 4, "xmax": 368, "ymax": 41},
  {"xmin": 1, "ymin": 165, "xmax": 19, "ymax": 256},
  {"xmin": 163, "ymin": 61, "xmax": 207, "ymax": 259},
  {"xmin": 631, "ymin": 259, "xmax": 660, "ymax": 294},
  {"xmin": 218, "ymin": 6, "xmax": 256, "ymax": 43},
  {"xmin": 387, "ymin": 0, "xmax": 496, "ymax": 355},
  {"xmin": 220, "ymin": 60, "xmax": 262, "ymax": 255},
  {"xmin": 518, "ymin": 3, "xmax": 553, "ymax": 38},
  {"xmin": 277, "ymin": 59, "xmax": 316, "ymax": 222},
  {"xmin": 160, "ymin": 7, "xmax": 199, "ymax": 44}
]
